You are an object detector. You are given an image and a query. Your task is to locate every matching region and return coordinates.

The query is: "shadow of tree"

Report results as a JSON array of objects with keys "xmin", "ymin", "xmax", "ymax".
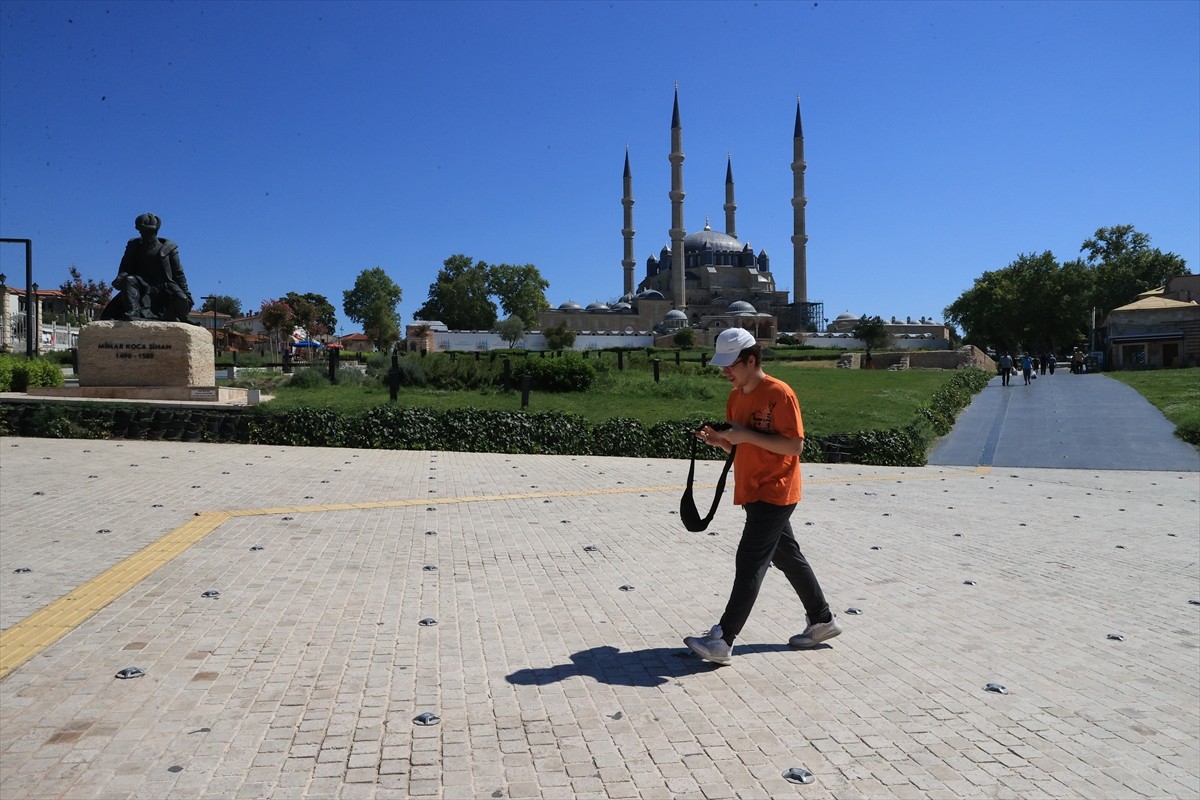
[{"xmin": 506, "ymin": 642, "xmax": 801, "ymax": 688}]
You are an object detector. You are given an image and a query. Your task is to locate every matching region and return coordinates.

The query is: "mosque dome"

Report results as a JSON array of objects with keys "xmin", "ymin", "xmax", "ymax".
[
  {"xmin": 684, "ymin": 221, "xmax": 743, "ymax": 254},
  {"xmin": 664, "ymin": 309, "xmax": 687, "ymax": 320},
  {"xmin": 834, "ymin": 311, "xmax": 858, "ymax": 322},
  {"xmin": 612, "ymin": 302, "xmax": 632, "ymax": 310},
  {"xmin": 586, "ymin": 302, "xmax": 610, "ymax": 310},
  {"xmin": 558, "ymin": 301, "xmax": 583, "ymax": 310},
  {"xmin": 726, "ymin": 300, "xmax": 757, "ymax": 314},
  {"xmin": 638, "ymin": 289, "xmax": 666, "ymax": 300},
  {"xmin": 619, "ymin": 292, "xmax": 637, "ymax": 303}
]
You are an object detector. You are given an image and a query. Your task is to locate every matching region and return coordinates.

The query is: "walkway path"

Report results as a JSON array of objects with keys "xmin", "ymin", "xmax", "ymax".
[{"xmin": 929, "ymin": 370, "xmax": 1199, "ymax": 471}]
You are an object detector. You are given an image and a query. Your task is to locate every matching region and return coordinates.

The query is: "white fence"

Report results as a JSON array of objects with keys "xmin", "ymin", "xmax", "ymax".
[{"xmin": 1, "ymin": 320, "xmax": 82, "ymax": 353}]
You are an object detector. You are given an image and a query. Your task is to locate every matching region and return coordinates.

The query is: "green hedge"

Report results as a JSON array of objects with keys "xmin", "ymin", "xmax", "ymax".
[
  {"xmin": 0, "ymin": 368, "xmax": 992, "ymax": 466},
  {"xmin": 0, "ymin": 354, "xmax": 65, "ymax": 392}
]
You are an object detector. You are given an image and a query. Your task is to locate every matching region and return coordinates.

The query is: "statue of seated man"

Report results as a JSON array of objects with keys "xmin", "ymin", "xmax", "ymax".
[{"xmin": 100, "ymin": 213, "xmax": 193, "ymax": 323}]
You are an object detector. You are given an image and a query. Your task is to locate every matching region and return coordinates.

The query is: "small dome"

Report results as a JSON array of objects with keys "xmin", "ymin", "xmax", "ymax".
[
  {"xmin": 619, "ymin": 292, "xmax": 636, "ymax": 303},
  {"xmin": 638, "ymin": 289, "xmax": 665, "ymax": 300},
  {"xmin": 612, "ymin": 302, "xmax": 632, "ymax": 310},
  {"xmin": 726, "ymin": 300, "xmax": 757, "ymax": 314},
  {"xmin": 558, "ymin": 301, "xmax": 582, "ymax": 310},
  {"xmin": 835, "ymin": 311, "xmax": 858, "ymax": 321},
  {"xmin": 664, "ymin": 309, "xmax": 687, "ymax": 320},
  {"xmin": 586, "ymin": 302, "xmax": 610, "ymax": 310}
]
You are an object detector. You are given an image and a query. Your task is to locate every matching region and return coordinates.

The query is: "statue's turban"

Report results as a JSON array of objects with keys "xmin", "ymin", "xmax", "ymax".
[{"xmin": 135, "ymin": 213, "xmax": 161, "ymax": 232}]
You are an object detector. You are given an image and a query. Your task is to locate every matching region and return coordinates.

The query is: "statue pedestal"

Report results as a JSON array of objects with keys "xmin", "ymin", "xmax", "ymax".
[
  {"xmin": 77, "ymin": 320, "xmax": 214, "ymax": 386},
  {"xmin": 26, "ymin": 320, "xmax": 253, "ymax": 404}
]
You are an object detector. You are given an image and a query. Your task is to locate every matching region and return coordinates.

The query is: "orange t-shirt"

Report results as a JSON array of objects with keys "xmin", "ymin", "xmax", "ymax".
[{"xmin": 726, "ymin": 373, "xmax": 804, "ymax": 506}]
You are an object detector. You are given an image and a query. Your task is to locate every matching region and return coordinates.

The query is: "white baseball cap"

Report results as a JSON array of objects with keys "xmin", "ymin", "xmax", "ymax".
[{"xmin": 710, "ymin": 327, "xmax": 757, "ymax": 367}]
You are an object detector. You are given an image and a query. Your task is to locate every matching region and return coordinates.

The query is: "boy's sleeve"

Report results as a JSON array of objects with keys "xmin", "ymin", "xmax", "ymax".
[{"xmin": 775, "ymin": 384, "xmax": 804, "ymax": 440}]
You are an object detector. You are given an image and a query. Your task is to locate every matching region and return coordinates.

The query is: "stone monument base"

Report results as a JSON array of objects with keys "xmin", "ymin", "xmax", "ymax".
[
  {"xmin": 78, "ymin": 320, "xmax": 214, "ymax": 387},
  {"xmin": 25, "ymin": 385, "xmax": 254, "ymax": 404}
]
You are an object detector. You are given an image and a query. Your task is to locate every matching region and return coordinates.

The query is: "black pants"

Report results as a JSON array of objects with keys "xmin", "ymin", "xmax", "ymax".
[{"xmin": 718, "ymin": 501, "xmax": 830, "ymax": 643}]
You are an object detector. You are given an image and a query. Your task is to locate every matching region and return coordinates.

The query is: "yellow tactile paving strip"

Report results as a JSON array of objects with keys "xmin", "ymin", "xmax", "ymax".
[{"xmin": 0, "ymin": 465, "xmax": 988, "ymax": 680}]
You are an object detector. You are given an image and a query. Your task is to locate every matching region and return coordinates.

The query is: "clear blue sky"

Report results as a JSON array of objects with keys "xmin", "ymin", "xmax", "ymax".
[{"xmin": 2, "ymin": 0, "xmax": 1197, "ymax": 334}]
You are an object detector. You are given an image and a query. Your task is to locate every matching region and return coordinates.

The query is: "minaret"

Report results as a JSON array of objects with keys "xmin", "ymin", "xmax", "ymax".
[
  {"xmin": 723, "ymin": 154, "xmax": 737, "ymax": 239},
  {"xmin": 669, "ymin": 86, "xmax": 686, "ymax": 310},
  {"xmin": 621, "ymin": 147, "xmax": 636, "ymax": 296},
  {"xmin": 790, "ymin": 97, "xmax": 808, "ymax": 303}
]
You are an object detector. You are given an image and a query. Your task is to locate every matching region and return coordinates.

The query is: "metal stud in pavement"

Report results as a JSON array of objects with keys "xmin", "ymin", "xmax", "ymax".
[
  {"xmin": 250, "ymin": 546, "xmax": 264, "ymax": 551},
  {"xmin": 413, "ymin": 712, "xmax": 440, "ymax": 726},
  {"xmin": 984, "ymin": 682, "xmax": 1008, "ymax": 694},
  {"xmin": 1107, "ymin": 633, "xmax": 1126, "ymax": 641},
  {"xmin": 13, "ymin": 568, "xmax": 31, "ymax": 573},
  {"xmin": 201, "ymin": 590, "xmax": 220, "ymax": 599},
  {"xmin": 845, "ymin": 607, "xmax": 862, "ymax": 615},
  {"xmin": 619, "ymin": 584, "xmax": 634, "ymax": 591},
  {"xmin": 963, "ymin": 580, "xmax": 977, "ymax": 585},
  {"xmin": 782, "ymin": 767, "xmax": 815, "ymax": 785},
  {"xmin": 423, "ymin": 565, "xmax": 438, "ymax": 572},
  {"xmin": 115, "ymin": 667, "xmax": 145, "ymax": 679},
  {"xmin": 418, "ymin": 618, "xmax": 438, "ymax": 626}
]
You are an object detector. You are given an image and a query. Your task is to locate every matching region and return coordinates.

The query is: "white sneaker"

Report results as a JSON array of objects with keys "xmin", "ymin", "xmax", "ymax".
[
  {"xmin": 788, "ymin": 616, "xmax": 843, "ymax": 649},
  {"xmin": 684, "ymin": 624, "xmax": 733, "ymax": 665}
]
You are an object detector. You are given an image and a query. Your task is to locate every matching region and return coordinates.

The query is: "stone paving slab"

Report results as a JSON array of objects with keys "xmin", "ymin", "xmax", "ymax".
[{"xmin": 1, "ymin": 437, "xmax": 1198, "ymax": 799}]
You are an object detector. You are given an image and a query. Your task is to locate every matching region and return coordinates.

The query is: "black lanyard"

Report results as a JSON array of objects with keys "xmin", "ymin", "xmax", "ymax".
[{"xmin": 679, "ymin": 433, "xmax": 736, "ymax": 532}]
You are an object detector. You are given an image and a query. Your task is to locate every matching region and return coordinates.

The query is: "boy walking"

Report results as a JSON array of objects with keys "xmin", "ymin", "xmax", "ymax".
[{"xmin": 684, "ymin": 328, "xmax": 841, "ymax": 666}]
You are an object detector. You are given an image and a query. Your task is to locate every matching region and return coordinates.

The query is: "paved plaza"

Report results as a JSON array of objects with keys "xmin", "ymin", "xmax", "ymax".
[{"xmin": 1, "ymin": 433, "xmax": 1197, "ymax": 799}]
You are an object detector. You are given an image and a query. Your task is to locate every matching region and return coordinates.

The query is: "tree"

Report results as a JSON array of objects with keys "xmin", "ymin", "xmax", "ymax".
[
  {"xmin": 260, "ymin": 299, "xmax": 295, "ymax": 352},
  {"xmin": 496, "ymin": 315, "xmax": 526, "ymax": 348},
  {"xmin": 199, "ymin": 294, "xmax": 242, "ymax": 318},
  {"xmin": 851, "ymin": 315, "xmax": 891, "ymax": 351},
  {"xmin": 542, "ymin": 322, "xmax": 576, "ymax": 351},
  {"xmin": 488, "ymin": 263, "xmax": 550, "ymax": 329},
  {"xmin": 943, "ymin": 227, "xmax": 1188, "ymax": 356},
  {"xmin": 415, "ymin": 254, "xmax": 497, "ymax": 330},
  {"xmin": 58, "ymin": 266, "xmax": 112, "ymax": 324},
  {"xmin": 1081, "ymin": 225, "xmax": 1189, "ymax": 314},
  {"xmin": 673, "ymin": 327, "xmax": 696, "ymax": 349},
  {"xmin": 283, "ymin": 292, "xmax": 336, "ymax": 337},
  {"xmin": 945, "ymin": 252, "xmax": 1092, "ymax": 354},
  {"xmin": 343, "ymin": 267, "xmax": 402, "ymax": 351}
]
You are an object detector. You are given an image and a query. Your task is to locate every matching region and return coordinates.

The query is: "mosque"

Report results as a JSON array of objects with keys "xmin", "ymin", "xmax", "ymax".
[{"xmin": 537, "ymin": 89, "xmax": 824, "ymax": 344}]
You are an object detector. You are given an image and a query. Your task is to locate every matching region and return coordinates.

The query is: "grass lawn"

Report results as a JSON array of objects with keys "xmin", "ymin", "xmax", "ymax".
[{"xmin": 248, "ymin": 359, "xmax": 962, "ymax": 436}]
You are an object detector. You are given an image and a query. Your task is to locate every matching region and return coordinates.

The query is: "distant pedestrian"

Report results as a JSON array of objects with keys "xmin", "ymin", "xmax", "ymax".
[
  {"xmin": 998, "ymin": 353, "xmax": 1013, "ymax": 386},
  {"xmin": 1039, "ymin": 352, "xmax": 1048, "ymax": 376},
  {"xmin": 1021, "ymin": 352, "xmax": 1033, "ymax": 385},
  {"xmin": 1072, "ymin": 348, "xmax": 1084, "ymax": 374},
  {"xmin": 684, "ymin": 328, "xmax": 840, "ymax": 666},
  {"xmin": 1048, "ymin": 353, "xmax": 1056, "ymax": 375}
]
